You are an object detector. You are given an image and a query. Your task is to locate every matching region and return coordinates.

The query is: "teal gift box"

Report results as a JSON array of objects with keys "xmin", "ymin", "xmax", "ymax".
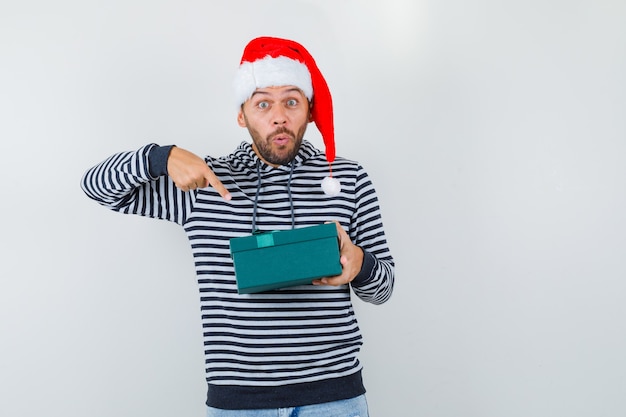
[{"xmin": 229, "ymin": 223, "xmax": 342, "ymax": 294}]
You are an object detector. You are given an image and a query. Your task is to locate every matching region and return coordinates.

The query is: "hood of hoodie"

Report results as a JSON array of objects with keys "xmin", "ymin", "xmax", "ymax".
[{"xmin": 226, "ymin": 139, "xmax": 323, "ymax": 181}]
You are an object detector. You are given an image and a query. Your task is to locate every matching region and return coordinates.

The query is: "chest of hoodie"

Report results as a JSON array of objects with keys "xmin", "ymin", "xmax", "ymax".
[{"xmin": 184, "ymin": 163, "xmax": 354, "ymax": 242}]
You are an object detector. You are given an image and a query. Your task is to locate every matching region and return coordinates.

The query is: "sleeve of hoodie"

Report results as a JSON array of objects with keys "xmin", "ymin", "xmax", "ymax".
[
  {"xmin": 348, "ymin": 165, "xmax": 395, "ymax": 305},
  {"xmin": 80, "ymin": 144, "xmax": 193, "ymax": 225}
]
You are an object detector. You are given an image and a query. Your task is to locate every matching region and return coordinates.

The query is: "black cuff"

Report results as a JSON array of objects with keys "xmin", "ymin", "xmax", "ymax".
[
  {"xmin": 148, "ymin": 145, "xmax": 175, "ymax": 178},
  {"xmin": 351, "ymin": 249, "xmax": 376, "ymax": 287}
]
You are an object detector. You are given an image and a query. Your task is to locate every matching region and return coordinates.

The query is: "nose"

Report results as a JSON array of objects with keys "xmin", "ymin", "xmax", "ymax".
[{"xmin": 271, "ymin": 106, "xmax": 287, "ymax": 125}]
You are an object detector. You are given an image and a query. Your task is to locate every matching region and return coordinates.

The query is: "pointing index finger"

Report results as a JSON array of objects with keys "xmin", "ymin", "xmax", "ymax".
[{"xmin": 205, "ymin": 170, "xmax": 231, "ymax": 201}]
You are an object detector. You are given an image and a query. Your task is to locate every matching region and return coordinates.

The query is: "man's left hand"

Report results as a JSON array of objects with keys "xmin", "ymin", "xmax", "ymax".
[{"xmin": 312, "ymin": 221, "xmax": 363, "ymax": 287}]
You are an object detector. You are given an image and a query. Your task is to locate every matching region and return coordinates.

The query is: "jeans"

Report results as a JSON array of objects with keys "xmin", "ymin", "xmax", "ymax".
[{"xmin": 206, "ymin": 395, "xmax": 369, "ymax": 417}]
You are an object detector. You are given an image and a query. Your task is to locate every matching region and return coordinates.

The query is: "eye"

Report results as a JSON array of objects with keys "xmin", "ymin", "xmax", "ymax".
[
  {"xmin": 258, "ymin": 101, "xmax": 269, "ymax": 110},
  {"xmin": 286, "ymin": 99, "xmax": 298, "ymax": 107}
]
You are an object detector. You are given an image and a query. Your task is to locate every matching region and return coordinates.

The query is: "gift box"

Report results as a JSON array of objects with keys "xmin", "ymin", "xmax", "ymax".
[{"xmin": 229, "ymin": 223, "xmax": 342, "ymax": 294}]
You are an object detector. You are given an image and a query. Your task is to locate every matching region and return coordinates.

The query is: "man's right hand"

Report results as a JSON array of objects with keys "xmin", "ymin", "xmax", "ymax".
[{"xmin": 167, "ymin": 146, "xmax": 231, "ymax": 200}]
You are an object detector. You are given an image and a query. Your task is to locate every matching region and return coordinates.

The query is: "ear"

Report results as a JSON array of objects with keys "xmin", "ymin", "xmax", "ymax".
[{"xmin": 237, "ymin": 108, "xmax": 246, "ymax": 127}]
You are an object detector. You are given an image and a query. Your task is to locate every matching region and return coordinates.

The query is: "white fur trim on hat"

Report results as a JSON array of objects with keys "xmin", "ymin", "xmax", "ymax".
[{"xmin": 233, "ymin": 55, "xmax": 313, "ymax": 107}]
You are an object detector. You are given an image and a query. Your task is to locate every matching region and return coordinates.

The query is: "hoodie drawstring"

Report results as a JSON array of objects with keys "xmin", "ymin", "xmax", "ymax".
[{"xmin": 251, "ymin": 160, "xmax": 295, "ymax": 234}]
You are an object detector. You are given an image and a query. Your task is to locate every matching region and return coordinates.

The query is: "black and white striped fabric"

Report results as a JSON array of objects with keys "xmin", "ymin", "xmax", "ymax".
[{"xmin": 81, "ymin": 140, "xmax": 394, "ymax": 409}]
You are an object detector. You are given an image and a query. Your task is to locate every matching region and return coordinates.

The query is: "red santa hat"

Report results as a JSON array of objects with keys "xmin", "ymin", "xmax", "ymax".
[{"xmin": 233, "ymin": 36, "xmax": 336, "ymax": 165}]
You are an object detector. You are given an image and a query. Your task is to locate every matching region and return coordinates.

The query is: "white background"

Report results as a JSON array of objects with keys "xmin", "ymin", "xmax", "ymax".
[{"xmin": 1, "ymin": 1, "xmax": 625, "ymax": 416}]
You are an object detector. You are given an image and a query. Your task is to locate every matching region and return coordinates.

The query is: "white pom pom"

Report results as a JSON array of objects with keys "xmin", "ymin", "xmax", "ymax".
[{"xmin": 321, "ymin": 176, "xmax": 341, "ymax": 196}]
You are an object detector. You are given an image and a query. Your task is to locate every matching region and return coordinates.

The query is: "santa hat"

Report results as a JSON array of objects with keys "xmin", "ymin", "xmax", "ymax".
[{"xmin": 233, "ymin": 37, "xmax": 338, "ymax": 184}]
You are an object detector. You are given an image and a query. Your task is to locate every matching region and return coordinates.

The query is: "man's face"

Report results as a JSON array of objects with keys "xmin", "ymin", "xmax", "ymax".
[{"xmin": 237, "ymin": 85, "xmax": 311, "ymax": 166}]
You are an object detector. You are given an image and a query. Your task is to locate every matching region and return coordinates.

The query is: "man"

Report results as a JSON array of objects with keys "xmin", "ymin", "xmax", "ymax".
[{"xmin": 82, "ymin": 36, "xmax": 394, "ymax": 416}]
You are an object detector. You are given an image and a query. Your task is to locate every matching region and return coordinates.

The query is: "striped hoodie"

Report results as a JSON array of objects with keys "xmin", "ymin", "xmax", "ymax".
[{"xmin": 81, "ymin": 139, "xmax": 395, "ymax": 409}]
